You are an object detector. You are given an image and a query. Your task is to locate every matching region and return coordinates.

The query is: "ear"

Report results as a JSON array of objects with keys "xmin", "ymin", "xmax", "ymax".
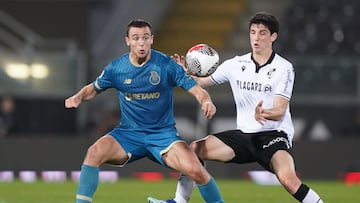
[
  {"xmin": 125, "ymin": 36, "xmax": 130, "ymax": 46},
  {"xmin": 270, "ymin": 32, "xmax": 278, "ymax": 43},
  {"xmin": 150, "ymin": 34, "xmax": 154, "ymax": 45}
]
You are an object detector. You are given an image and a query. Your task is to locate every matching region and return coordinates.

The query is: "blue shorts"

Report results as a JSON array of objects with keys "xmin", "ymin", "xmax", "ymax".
[{"xmin": 109, "ymin": 126, "xmax": 185, "ymax": 166}]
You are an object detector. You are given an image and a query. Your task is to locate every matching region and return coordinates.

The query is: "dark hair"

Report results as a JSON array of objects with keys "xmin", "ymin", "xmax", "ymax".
[
  {"xmin": 127, "ymin": 19, "xmax": 152, "ymax": 36},
  {"xmin": 249, "ymin": 12, "xmax": 279, "ymax": 34}
]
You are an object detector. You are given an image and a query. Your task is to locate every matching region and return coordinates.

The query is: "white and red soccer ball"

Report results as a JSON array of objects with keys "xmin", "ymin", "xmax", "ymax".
[{"xmin": 185, "ymin": 44, "xmax": 219, "ymax": 77}]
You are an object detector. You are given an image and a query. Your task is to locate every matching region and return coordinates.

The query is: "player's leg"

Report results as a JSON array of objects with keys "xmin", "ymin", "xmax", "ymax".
[
  {"xmin": 76, "ymin": 135, "xmax": 128, "ymax": 203},
  {"xmin": 163, "ymin": 141, "xmax": 224, "ymax": 203},
  {"xmin": 148, "ymin": 130, "xmax": 239, "ymax": 203},
  {"xmin": 271, "ymin": 150, "xmax": 323, "ymax": 203},
  {"xmin": 191, "ymin": 134, "xmax": 236, "ymax": 162},
  {"xmin": 147, "ymin": 172, "xmax": 195, "ymax": 203},
  {"xmin": 173, "ymin": 173, "xmax": 196, "ymax": 203},
  {"xmin": 165, "ymin": 134, "xmax": 234, "ymax": 203}
]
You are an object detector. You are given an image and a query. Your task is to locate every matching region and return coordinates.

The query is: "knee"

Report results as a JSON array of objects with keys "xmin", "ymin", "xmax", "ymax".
[
  {"xmin": 189, "ymin": 141, "xmax": 205, "ymax": 160},
  {"xmin": 85, "ymin": 144, "xmax": 103, "ymax": 165},
  {"xmin": 185, "ymin": 164, "xmax": 209, "ymax": 184},
  {"xmin": 189, "ymin": 141, "xmax": 197, "ymax": 152},
  {"xmin": 277, "ymin": 172, "xmax": 301, "ymax": 194}
]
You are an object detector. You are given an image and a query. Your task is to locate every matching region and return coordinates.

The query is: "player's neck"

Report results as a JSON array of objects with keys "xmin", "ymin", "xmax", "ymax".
[
  {"xmin": 252, "ymin": 49, "xmax": 273, "ymax": 66},
  {"xmin": 129, "ymin": 52, "xmax": 151, "ymax": 67}
]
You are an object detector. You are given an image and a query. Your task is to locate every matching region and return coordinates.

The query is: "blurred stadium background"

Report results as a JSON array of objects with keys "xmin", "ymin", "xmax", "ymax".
[{"xmin": 0, "ymin": 0, "xmax": 359, "ymax": 182}]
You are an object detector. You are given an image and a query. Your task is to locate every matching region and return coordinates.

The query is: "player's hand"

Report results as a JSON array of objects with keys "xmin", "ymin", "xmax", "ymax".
[
  {"xmin": 65, "ymin": 96, "xmax": 81, "ymax": 108},
  {"xmin": 201, "ymin": 101, "xmax": 216, "ymax": 119},
  {"xmin": 171, "ymin": 53, "xmax": 188, "ymax": 73},
  {"xmin": 255, "ymin": 100, "xmax": 268, "ymax": 125}
]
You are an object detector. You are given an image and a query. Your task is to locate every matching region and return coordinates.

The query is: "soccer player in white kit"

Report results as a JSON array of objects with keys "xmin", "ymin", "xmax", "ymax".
[{"xmin": 148, "ymin": 12, "xmax": 323, "ymax": 203}]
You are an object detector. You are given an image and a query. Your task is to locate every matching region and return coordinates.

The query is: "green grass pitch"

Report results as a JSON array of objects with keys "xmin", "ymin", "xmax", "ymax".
[{"xmin": 0, "ymin": 179, "xmax": 359, "ymax": 203}]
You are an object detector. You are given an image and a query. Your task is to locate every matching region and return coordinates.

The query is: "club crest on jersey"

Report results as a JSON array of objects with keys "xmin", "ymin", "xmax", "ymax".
[
  {"xmin": 123, "ymin": 79, "xmax": 132, "ymax": 84},
  {"xmin": 267, "ymin": 68, "xmax": 276, "ymax": 79},
  {"xmin": 149, "ymin": 71, "xmax": 160, "ymax": 85}
]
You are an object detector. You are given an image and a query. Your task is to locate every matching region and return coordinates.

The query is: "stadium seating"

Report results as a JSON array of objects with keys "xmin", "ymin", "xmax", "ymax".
[
  {"xmin": 273, "ymin": 0, "xmax": 360, "ymax": 97},
  {"xmin": 277, "ymin": 0, "xmax": 360, "ymax": 55},
  {"xmin": 153, "ymin": 0, "xmax": 246, "ymax": 55}
]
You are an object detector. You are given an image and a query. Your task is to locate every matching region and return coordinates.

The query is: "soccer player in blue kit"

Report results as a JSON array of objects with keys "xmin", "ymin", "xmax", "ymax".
[
  {"xmin": 148, "ymin": 12, "xmax": 323, "ymax": 203},
  {"xmin": 65, "ymin": 19, "xmax": 224, "ymax": 203}
]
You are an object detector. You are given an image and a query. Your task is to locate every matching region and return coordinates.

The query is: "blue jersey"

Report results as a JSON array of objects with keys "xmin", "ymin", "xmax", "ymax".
[{"xmin": 93, "ymin": 49, "xmax": 196, "ymax": 130}]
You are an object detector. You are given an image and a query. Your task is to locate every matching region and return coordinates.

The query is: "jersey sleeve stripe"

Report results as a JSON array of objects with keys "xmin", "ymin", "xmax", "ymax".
[
  {"xmin": 93, "ymin": 81, "xmax": 104, "ymax": 93},
  {"xmin": 209, "ymin": 75, "xmax": 220, "ymax": 85},
  {"xmin": 275, "ymin": 93, "xmax": 291, "ymax": 100}
]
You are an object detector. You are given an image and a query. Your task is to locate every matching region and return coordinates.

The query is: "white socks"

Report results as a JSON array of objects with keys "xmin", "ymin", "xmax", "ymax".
[
  {"xmin": 173, "ymin": 174, "xmax": 195, "ymax": 203},
  {"xmin": 302, "ymin": 188, "xmax": 323, "ymax": 203}
]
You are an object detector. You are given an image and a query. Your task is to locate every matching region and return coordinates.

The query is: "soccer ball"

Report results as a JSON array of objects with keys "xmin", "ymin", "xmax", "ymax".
[{"xmin": 185, "ymin": 44, "xmax": 219, "ymax": 77}]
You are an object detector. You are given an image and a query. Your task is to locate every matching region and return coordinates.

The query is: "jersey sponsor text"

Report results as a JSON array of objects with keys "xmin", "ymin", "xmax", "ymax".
[
  {"xmin": 237, "ymin": 80, "xmax": 262, "ymax": 92},
  {"xmin": 125, "ymin": 92, "xmax": 160, "ymax": 101}
]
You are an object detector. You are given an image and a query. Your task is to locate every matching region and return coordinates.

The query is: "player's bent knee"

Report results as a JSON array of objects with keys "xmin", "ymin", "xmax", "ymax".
[
  {"xmin": 190, "ymin": 141, "xmax": 206, "ymax": 159},
  {"xmin": 189, "ymin": 142, "xmax": 197, "ymax": 151},
  {"xmin": 278, "ymin": 175, "xmax": 301, "ymax": 193},
  {"xmin": 185, "ymin": 165, "xmax": 210, "ymax": 184},
  {"xmin": 85, "ymin": 144, "xmax": 106, "ymax": 165}
]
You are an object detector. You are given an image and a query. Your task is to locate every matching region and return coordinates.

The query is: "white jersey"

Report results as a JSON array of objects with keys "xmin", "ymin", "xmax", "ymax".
[{"xmin": 210, "ymin": 52, "xmax": 295, "ymax": 143}]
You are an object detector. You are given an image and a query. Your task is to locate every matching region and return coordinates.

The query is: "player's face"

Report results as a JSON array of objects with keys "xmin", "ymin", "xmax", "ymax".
[
  {"xmin": 249, "ymin": 23, "xmax": 277, "ymax": 55},
  {"xmin": 126, "ymin": 26, "xmax": 153, "ymax": 60}
]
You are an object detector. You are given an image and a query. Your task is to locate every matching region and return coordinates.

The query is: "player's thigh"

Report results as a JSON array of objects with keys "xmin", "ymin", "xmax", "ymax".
[
  {"xmin": 85, "ymin": 135, "xmax": 128, "ymax": 164},
  {"xmin": 271, "ymin": 150, "xmax": 297, "ymax": 177},
  {"xmin": 164, "ymin": 142, "xmax": 202, "ymax": 172},
  {"xmin": 165, "ymin": 142, "xmax": 210, "ymax": 184},
  {"xmin": 271, "ymin": 150, "xmax": 301, "ymax": 192},
  {"xmin": 192, "ymin": 135, "xmax": 235, "ymax": 162}
]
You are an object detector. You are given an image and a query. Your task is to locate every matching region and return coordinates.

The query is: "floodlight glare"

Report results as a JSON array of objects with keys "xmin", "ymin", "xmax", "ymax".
[
  {"xmin": 31, "ymin": 64, "xmax": 49, "ymax": 79},
  {"xmin": 5, "ymin": 64, "xmax": 30, "ymax": 79}
]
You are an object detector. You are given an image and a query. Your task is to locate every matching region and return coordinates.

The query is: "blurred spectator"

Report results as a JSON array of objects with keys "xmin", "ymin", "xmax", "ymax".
[{"xmin": 0, "ymin": 96, "xmax": 16, "ymax": 137}]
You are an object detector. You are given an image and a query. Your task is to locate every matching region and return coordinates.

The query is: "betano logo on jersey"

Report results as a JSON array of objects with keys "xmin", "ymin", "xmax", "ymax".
[
  {"xmin": 236, "ymin": 80, "xmax": 273, "ymax": 93},
  {"xmin": 125, "ymin": 92, "xmax": 160, "ymax": 101}
]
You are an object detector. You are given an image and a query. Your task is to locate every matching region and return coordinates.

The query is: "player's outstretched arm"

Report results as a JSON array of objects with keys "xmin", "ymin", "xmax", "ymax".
[
  {"xmin": 65, "ymin": 84, "xmax": 98, "ymax": 109},
  {"xmin": 188, "ymin": 85, "xmax": 216, "ymax": 119}
]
